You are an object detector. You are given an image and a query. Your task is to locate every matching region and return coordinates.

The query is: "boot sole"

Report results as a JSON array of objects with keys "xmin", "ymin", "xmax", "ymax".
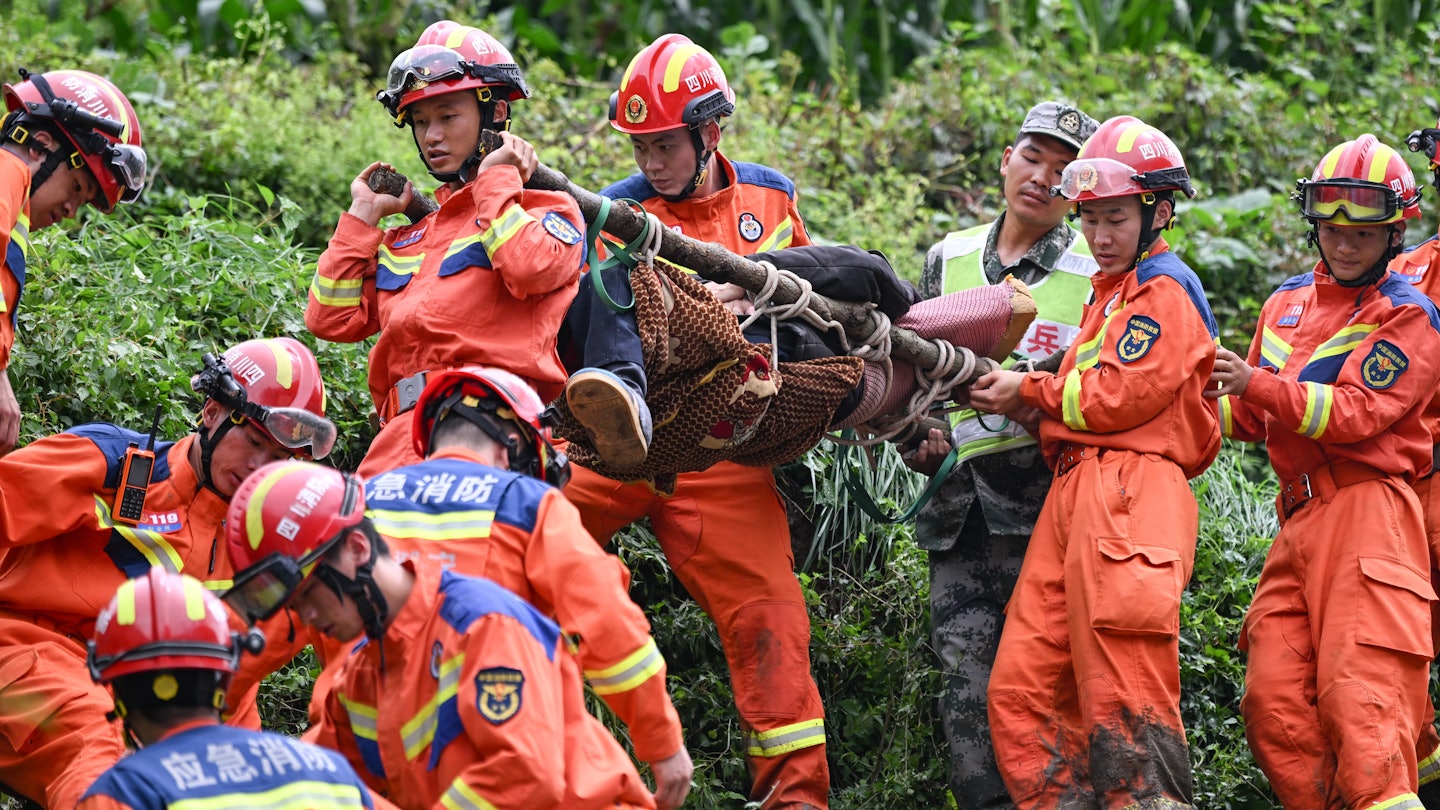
[{"xmin": 566, "ymin": 375, "xmax": 648, "ymax": 468}]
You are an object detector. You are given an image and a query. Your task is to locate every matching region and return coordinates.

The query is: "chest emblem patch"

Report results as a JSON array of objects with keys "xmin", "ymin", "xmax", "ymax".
[
  {"xmin": 738, "ymin": 212, "xmax": 763, "ymax": 243},
  {"xmin": 1277, "ymin": 302, "xmax": 1304, "ymax": 328},
  {"xmin": 1361, "ymin": 339, "xmax": 1408, "ymax": 389},
  {"xmin": 1116, "ymin": 315, "xmax": 1161, "ymax": 363},
  {"xmin": 476, "ymin": 667, "xmax": 524, "ymax": 724},
  {"xmin": 392, "ymin": 226, "xmax": 427, "ymax": 249}
]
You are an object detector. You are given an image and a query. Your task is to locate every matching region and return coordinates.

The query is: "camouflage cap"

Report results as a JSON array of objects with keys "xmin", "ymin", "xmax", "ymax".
[{"xmin": 1017, "ymin": 101, "xmax": 1098, "ymax": 153}]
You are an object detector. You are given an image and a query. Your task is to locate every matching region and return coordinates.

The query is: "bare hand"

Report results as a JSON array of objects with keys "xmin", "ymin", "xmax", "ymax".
[
  {"xmin": 0, "ymin": 368, "xmax": 17, "ymax": 453},
  {"xmin": 347, "ymin": 162, "xmax": 413, "ymax": 227},
  {"xmin": 479, "ymin": 131, "xmax": 538, "ymax": 183},
  {"xmin": 967, "ymin": 369, "xmax": 1026, "ymax": 415},
  {"xmin": 1010, "ymin": 404, "xmax": 1044, "ymax": 437},
  {"xmin": 647, "ymin": 747, "xmax": 694, "ymax": 810},
  {"xmin": 1207, "ymin": 346, "xmax": 1254, "ymax": 399},
  {"xmin": 705, "ymin": 281, "xmax": 755, "ymax": 316},
  {"xmin": 902, "ymin": 427, "xmax": 952, "ymax": 476}
]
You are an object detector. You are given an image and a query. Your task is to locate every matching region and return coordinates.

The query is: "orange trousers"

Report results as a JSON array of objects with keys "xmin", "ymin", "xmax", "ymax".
[
  {"xmin": 564, "ymin": 461, "xmax": 829, "ymax": 809},
  {"xmin": 1242, "ymin": 475, "xmax": 1432, "ymax": 808},
  {"xmin": 357, "ymin": 410, "xmax": 419, "ymax": 478},
  {"xmin": 988, "ymin": 450, "xmax": 1195, "ymax": 809},
  {"xmin": 0, "ymin": 622, "xmax": 125, "ymax": 809}
]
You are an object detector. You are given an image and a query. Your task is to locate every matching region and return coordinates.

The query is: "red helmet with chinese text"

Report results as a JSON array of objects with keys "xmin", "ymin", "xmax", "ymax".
[
  {"xmin": 1055, "ymin": 115, "xmax": 1196, "ymax": 203},
  {"xmin": 2, "ymin": 68, "xmax": 146, "ymax": 212},
  {"xmin": 1297, "ymin": 134, "xmax": 1421, "ymax": 226},
  {"xmin": 412, "ymin": 366, "xmax": 569, "ymax": 485},
  {"xmin": 88, "ymin": 568, "xmax": 258, "ymax": 684},
  {"xmin": 378, "ymin": 21, "xmax": 529, "ymax": 125},
  {"xmin": 191, "ymin": 337, "xmax": 336, "ymax": 460},
  {"xmin": 223, "ymin": 461, "xmax": 366, "ymax": 625},
  {"xmin": 608, "ymin": 34, "xmax": 735, "ymax": 135}
]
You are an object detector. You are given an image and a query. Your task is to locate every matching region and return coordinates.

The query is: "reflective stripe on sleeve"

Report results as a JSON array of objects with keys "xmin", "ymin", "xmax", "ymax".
[{"xmin": 584, "ymin": 638, "xmax": 665, "ymax": 696}]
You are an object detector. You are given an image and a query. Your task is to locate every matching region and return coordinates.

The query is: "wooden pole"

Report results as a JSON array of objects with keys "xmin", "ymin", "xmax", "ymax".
[{"xmin": 527, "ymin": 163, "xmax": 1002, "ymax": 380}]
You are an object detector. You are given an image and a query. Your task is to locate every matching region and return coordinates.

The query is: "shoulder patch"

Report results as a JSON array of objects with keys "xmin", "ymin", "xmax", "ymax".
[
  {"xmin": 476, "ymin": 667, "xmax": 524, "ymax": 724},
  {"xmin": 541, "ymin": 212, "xmax": 582, "ymax": 245},
  {"xmin": 1361, "ymin": 339, "xmax": 1408, "ymax": 389},
  {"xmin": 1116, "ymin": 315, "xmax": 1161, "ymax": 363}
]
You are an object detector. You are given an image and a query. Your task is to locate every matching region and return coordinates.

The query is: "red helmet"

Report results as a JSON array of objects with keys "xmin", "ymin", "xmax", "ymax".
[
  {"xmin": 2, "ymin": 68, "xmax": 146, "ymax": 212},
  {"xmin": 1056, "ymin": 115, "xmax": 1196, "ymax": 203},
  {"xmin": 223, "ymin": 461, "xmax": 365, "ymax": 625},
  {"xmin": 191, "ymin": 337, "xmax": 336, "ymax": 459},
  {"xmin": 88, "ymin": 568, "xmax": 250, "ymax": 683},
  {"xmin": 609, "ymin": 34, "xmax": 735, "ymax": 135},
  {"xmin": 412, "ymin": 366, "xmax": 568, "ymax": 485},
  {"xmin": 378, "ymin": 22, "xmax": 529, "ymax": 124},
  {"xmin": 1297, "ymin": 134, "xmax": 1421, "ymax": 226}
]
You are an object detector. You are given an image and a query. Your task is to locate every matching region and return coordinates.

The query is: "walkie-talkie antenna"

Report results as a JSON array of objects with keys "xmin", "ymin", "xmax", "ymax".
[{"xmin": 145, "ymin": 405, "xmax": 163, "ymax": 453}]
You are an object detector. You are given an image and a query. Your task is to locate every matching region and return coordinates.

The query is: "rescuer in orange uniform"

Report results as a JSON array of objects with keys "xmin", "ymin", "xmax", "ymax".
[
  {"xmin": 1392, "ymin": 118, "xmax": 1440, "ymax": 807},
  {"xmin": 1210, "ymin": 135, "xmax": 1440, "ymax": 810},
  {"xmin": 80, "ymin": 568, "xmax": 374, "ymax": 810},
  {"xmin": 305, "ymin": 21, "xmax": 585, "ymax": 477},
  {"xmin": 968, "ymin": 115, "xmax": 1220, "ymax": 809},
  {"xmin": 0, "ymin": 68, "xmax": 146, "ymax": 453},
  {"xmin": 0, "ymin": 337, "xmax": 335, "ymax": 809},
  {"xmin": 361, "ymin": 365, "xmax": 692, "ymax": 809},
  {"xmin": 224, "ymin": 461, "xmax": 657, "ymax": 810},
  {"xmin": 559, "ymin": 34, "xmax": 829, "ymax": 809}
]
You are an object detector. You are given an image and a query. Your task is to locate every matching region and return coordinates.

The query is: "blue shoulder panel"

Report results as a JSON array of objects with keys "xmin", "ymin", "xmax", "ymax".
[
  {"xmin": 731, "ymin": 161, "xmax": 798, "ymax": 198},
  {"xmin": 437, "ymin": 571, "xmax": 560, "ymax": 662},
  {"xmin": 65, "ymin": 422, "xmax": 175, "ymax": 489},
  {"xmin": 1274, "ymin": 272, "xmax": 1315, "ymax": 293},
  {"xmin": 600, "ymin": 174, "xmax": 659, "ymax": 203},
  {"xmin": 1379, "ymin": 273, "xmax": 1440, "ymax": 333},
  {"xmin": 1135, "ymin": 252, "xmax": 1219, "ymax": 339},
  {"xmin": 1398, "ymin": 233, "xmax": 1439, "ymax": 255}
]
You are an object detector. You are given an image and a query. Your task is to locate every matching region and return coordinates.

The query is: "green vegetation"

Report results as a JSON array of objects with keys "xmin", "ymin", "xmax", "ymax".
[{"xmin": 2, "ymin": 0, "xmax": 1437, "ymax": 805}]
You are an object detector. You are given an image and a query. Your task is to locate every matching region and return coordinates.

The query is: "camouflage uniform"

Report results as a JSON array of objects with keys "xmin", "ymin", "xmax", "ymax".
[{"xmin": 918, "ymin": 214, "xmax": 1093, "ymax": 809}]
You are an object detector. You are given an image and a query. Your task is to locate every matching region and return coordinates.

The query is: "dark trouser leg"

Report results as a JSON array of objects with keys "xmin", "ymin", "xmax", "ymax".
[{"xmin": 562, "ymin": 264, "xmax": 647, "ymax": 396}]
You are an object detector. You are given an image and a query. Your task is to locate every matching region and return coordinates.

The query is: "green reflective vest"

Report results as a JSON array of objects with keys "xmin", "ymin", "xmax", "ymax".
[{"xmin": 937, "ymin": 222, "xmax": 1097, "ymax": 463}]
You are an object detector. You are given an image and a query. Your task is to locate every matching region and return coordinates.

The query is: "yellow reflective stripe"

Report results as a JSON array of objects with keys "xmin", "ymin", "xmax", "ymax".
[
  {"xmin": 1369, "ymin": 794, "xmax": 1424, "ymax": 810},
  {"xmin": 203, "ymin": 579, "xmax": 233, "ymax": 591},
  {"xmin": 1259, "ymin": 326, "xmax": 1292, "ymax": 370},
  {"xmin": 1072, "ymin": 325, "xmax": 1107, "ymax": 371},
  {"xmin": 584, "ymin": 638, "xmax": 664, "ymax": 695},
  {"xmin": 1299, "ymin": 381, "xmax": 1333, "ymax": 439},
  {"xmin": 1061, "ymin": 369, "xmax": 1089, "ymax": 431},
  {"xmin": 244, "ymin": 466, "xmax": 300, "ymax": 552},
  {"xmin": 401, "ymin": 652, "xmax": 465, "ymax": 760},
  {"xmin": 1115, "ymin": 121, "xmax": 1151, "ymax": 153},
  {"xmin": 182, "ymin": 575, "xmax": 208, "ymax": 620},
  {"xmin": 1309, "ymin": 323, "xmax": 1375, "ymax": 362},
  {"xmin": 755, "ymin": 217, "xmax": 795, "ymax": 253},
  {"xmin": 1420, "ymin": 741, "xmax": 1440, "ymax": 785},
  {"xmin": 661, "ymin": 44, "xmax": 705, "ymax": 92},
  {"xmin": 743, "ymin": 718, "xmax": 825, "ymax": 757},
  {"xmin": 440, "ymin": 778, "xmax": 500, "ymax": 810},
  {"xmin": 376, "ymin": 245, "xmax": 424, "ymax": 277},
  {"xmin": 478, "ymin": 204, "xmax": 536, "ymax": 256},
  {"xmin": 1217, "ymin": 395, "xmax": 1235, "ymax": 438},
  {"xmin": 367, "ymin": 508, "xmax": 495, "ymax": 542},
  {"xmin": 1371, "ymin": 144, "xmax": 1403, "ymax": 184},
  {"xmin": 94, "ymin": 495, "xmax": 183, "ymax": 573},
  {"xmin": 310, "ymin": 272, "xmax": 363, "ymax": 307},
  {"xmin": 3, "ymin": 215, "xmax": 29, "ymax": 312},
  {"xmin": 169, "ymin": 781, "xmax": 366, "ymax": 810},
  {"xmin": 445, "ymin": 231, "xmax": 483, "ymax": 261},
  {"xmin": 338, "ymin": 694, "xmax": 379, "ymax": 741},
  {"xmin": 116, "ymin": 579, "xmax": 138, "ymax": 625}
]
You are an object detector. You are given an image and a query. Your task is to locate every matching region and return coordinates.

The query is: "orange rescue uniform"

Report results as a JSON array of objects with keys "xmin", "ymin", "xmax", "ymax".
[
  {"xmin": 564, "ymin": 151, "xmax": 829, "ymax": 808},
  {"xmin": 309, "ymin": 561, "xmax": 655, "ymax": 810},
  {"xmin": 0, "ymin": 150, "xmax": 33, "ymax": 375},
  {"xmin": 1219, "ymin": 263, "xmax": 1440, "ymax": 808},
  {"xmin": 988, "ymin": 244, "xmax": 1220, "ymax": 809},
  {"xmin": 305, "ymin": 164, "xmax": 585, "ymax": 477},
  {"xmin": 1391, "ymin": 234, "xmax": 1440, "ymax": 792},
  {"xmin": 360, "ymin": 448, "xmax": 684, "ymax": 764},
  {"xmin": 0, "ymin": 425, "xmax": 243, "ymax": 808}
]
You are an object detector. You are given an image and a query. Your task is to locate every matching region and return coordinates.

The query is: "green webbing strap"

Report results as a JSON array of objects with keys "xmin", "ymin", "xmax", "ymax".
[
  {"xmin": 584, "ymin": 196, "xmax": 654, "ymax": 313},
  {"xmin": 837, "ymin": 429, "xmax": 959, "ymax": 525}
]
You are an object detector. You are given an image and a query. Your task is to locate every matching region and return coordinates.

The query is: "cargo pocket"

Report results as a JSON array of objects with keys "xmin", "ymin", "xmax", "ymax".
[
  {"xmin": 1356, "ymin": 555, "xmax": 1435, "ymax": 658},
  {"xmin": 1090, "ymin": 535, "xmax": 1183, "ymax": 636},
  {"xmin": 0, "ymin": 647, "xmax": 40, "ymax": 750}
]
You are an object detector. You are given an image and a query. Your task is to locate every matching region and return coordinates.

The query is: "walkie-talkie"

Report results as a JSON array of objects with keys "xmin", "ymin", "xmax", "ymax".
[{"xmin": 114, "ymin": 406, "xmax": 163, "ymax": 526}]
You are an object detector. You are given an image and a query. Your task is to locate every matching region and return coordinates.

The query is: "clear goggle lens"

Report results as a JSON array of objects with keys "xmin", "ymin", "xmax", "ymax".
[
  {"xmin": 1055, "ymin": 158, "xmax": 1143, "ymax": 201},
  {"xmin": 384, "ymin": 45, "xmax": 467, "ymax": 101},
  {"xmin": 255, "ymin": 407, "xmax": 338, "ymax": 460}
]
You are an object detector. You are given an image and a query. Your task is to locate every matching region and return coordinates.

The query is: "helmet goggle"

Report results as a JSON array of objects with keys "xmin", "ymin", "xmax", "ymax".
[
  {"xmin": 1054, "ymin": 158, "xmax": 1193, "ymax": 201},
  {"xmin": 1297, "ymin": 179, "xmax": 1401, "ymax": 224},
  {"xmin": 222, "ymin": 475, "xmax": 361, "ymax": 625},
  {"xmin": 101, "ymin": 142, "xmax": 146, "ymax": 204},
  {"xmin": 86, "ymin": 637, "xmax": 243, "ymax": 682},
  {"xmin": 192, "ymin": 353, "xmax": 337, "ymax": 459},
  {"xmin": 378, "ymin": 44, "xmax": 521, "ymax": 116},
  {"xmin": 1407, "ymin": 127, "xmax": 1440, "ymax": 169}
]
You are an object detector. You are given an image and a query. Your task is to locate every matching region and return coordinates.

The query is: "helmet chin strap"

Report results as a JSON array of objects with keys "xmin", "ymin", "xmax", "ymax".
[
  {"xmin": 314, "ymin": 524, "xmax": 391, "ymax": 645},
  {"xmin": 194, "ymin": 411, "xmax": 240, "ymax": 494}
]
